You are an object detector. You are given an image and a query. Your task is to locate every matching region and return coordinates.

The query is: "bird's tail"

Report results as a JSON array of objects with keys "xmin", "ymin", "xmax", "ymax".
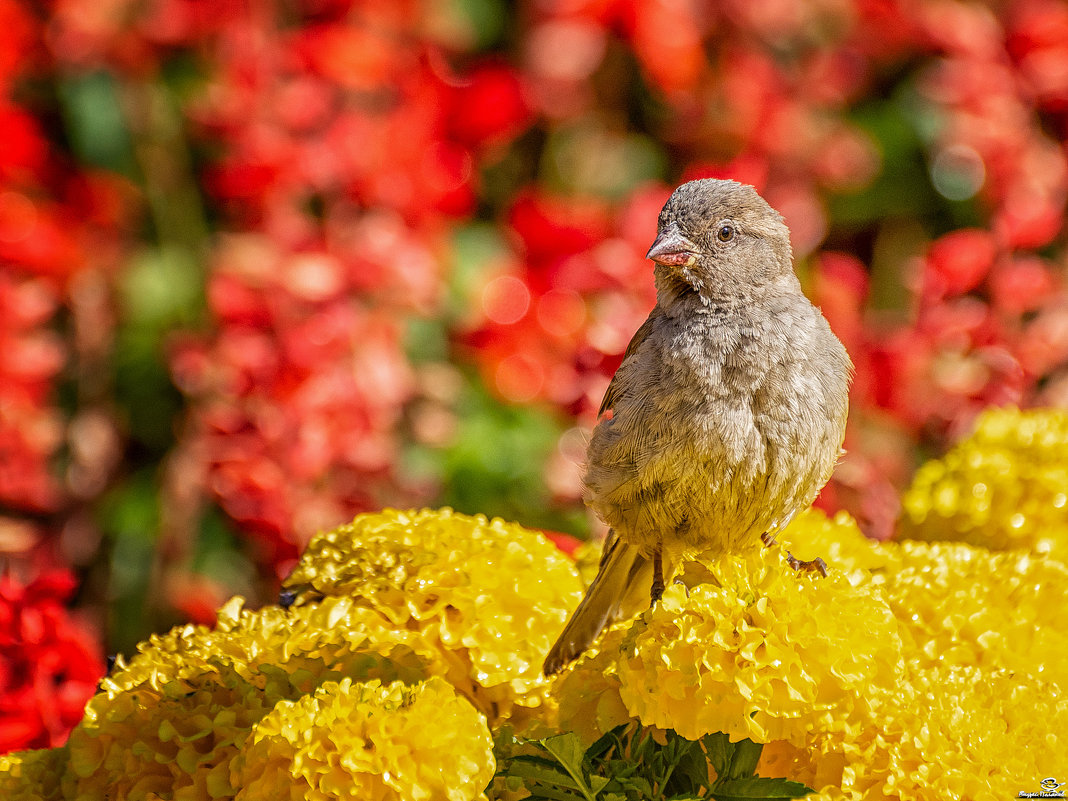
[{"xmin": 543, "ymin": 531, "xmax": 667, "ymax": 675}]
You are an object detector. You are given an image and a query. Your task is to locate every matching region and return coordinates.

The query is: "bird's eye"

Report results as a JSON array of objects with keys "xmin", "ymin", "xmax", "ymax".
[{"xmin": 717, "ymin": 225, "xmax": 735, "ymax": 242}]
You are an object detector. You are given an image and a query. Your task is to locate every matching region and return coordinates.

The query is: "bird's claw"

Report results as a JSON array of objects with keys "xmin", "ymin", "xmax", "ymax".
[
  {"xmin": 650, "ymin": 539, "xmax": 665, "ymax": 604},
  {"xmin": 760, "ymin": 531, "xmax": 778, "ymax": 548},
  {"xmin": 786, "ymin": 551, "xmax": 828, "ymax": 578},
  {"xmin": 650, "ymin": 577, "xmax": 665, "ymax": 604}
]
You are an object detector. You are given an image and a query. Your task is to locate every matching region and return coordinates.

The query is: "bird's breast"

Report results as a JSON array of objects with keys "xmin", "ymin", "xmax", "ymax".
[{"xmin": 583, "ymin": 305, "xmax": 847, "ymax": 555}]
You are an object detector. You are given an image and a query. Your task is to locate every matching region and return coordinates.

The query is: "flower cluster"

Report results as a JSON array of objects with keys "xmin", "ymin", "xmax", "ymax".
[
  {"xmin": 8, "ymin": 0, "xmax": 1068, "ymax": 765},
  {"xmin": 233, "ymin": 677, "xmax": 493, "ymax": 801},
  {"xmin": 900, "ymin": 406, "xmax": 1068, "ymax": 552},
  {"xmin": 2, "ymin": 509, "xmax": 580, "ymax": 799},
  {"xmin": 7, "ymin": 444, "xmax": 1067, "ymax": 800},
  {"xmin": 460, "ymin": 187, "xmax": 662, "ymax": 416},
  {"xmin": 169, "ymin": 238, "xmax": 422, "ymax": 568},
  {"xmin": 0, "ymin": 274, "xmax": 63, "ymax": 514},
  {"xmin": 159, "ymin": 0, "xmax": 537, "ymax": 565},
  {"xmin": 0, "ymin": 0, "xmax": 139, "ymax": 754},
  {"xmin": 41, "ymin": 0, "xmax": 540, "ymax": 581},
  {"xmin": 558, "ymin": 508, "xmax": 1067, "ymax": 797},
  {"xmin": 282, "ymin": 507, "xmax": 584, "ymax": 726},
  {"xmin": 0, "ymin": 0, "xmax": 134, "ymax": 520},
  {"xmin": 0, "ymin": 570, "xmax": 104, "ymax": 753},
  {"xmin": 59, "ymin": 595, "xmax": 446, "ymax": 800}
]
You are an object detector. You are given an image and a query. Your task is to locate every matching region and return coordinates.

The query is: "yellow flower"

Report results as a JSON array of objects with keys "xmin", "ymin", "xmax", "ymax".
[
  {"xmin": 283, "ymin": 508, "xmax": 584, "ymax": 727},
  {"xmin": 779, "ymin": 508, "xmax": 891, "ymax": 577},
  {"xmin": 790, "ymin": 664, "xmax": 1068, "ymax": 800},
  {"xmin": 0, "ymin": 747, "xmax": 65, "ymax": 801},
  {"xmin": 11, "ymin": 499, "xmax": 1063, "ymax": 801},
  {"xmin": 739, "ymin": 512, "xmax": 1068, "ymax": 799},
  {"xmin": 873, "ymin": 541, "xmax": 1068, "ymax": 685},
  {"xmin": 64, "ymin": 663, "xmax": 272, "ymax": 801},
  {"xmin": 65, "ymin": 597, "xmax": 443, "ymax": 801},
  {"xmin": 555, "ymin": 513, "xmax": 906, "ymax": 745},
  {"xmin": 785, "ymin": 509, "xmax": 1068, "ymax": 686},
  {"xmin": 232, "ymin": 677, "xmax": 494, "ymax": 801},
  {"xmin": 49, "ymin": 509, "xmax": 580, "ymax": 799},
  {"xmin": 900, "ymin": 406, "xmax": 1068, "ymax": 553},
  {"xmin": 615, "ymin": 547, "xmax": 905, "ymax": 745},
  {"xmin": 105, "ymin": 595, "xmax": 439, "ymax": 698},
  {"xmin": 555, "ymin": 508, "xmax": 1068, "ymax": 800}
]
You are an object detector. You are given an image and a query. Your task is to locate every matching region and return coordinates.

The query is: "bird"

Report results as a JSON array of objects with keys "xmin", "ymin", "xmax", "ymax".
[{"xmin": 543, "ymin": 178, "xmax": 852, "ymax": 675}]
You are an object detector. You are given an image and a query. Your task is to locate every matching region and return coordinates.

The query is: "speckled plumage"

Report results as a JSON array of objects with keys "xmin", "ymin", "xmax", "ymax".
[{"xmin": 543, "ymin": 179, "xmax": 852, "ymax": 675}]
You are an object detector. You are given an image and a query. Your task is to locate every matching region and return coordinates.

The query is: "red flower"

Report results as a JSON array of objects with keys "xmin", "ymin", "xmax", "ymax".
[
  {"xmin": 1007, "ymin": 0, "xmax": 1068, "ymax": 112},
  {"xmin": 0, "ymin": 570, "xmax": 104, "ymax": 752},
  {"xmin": 448, "ymin": 64, "xmax": 533, "ymax": 149},
  {"xmin": 925, "ymin": 229, "xmax": 998, "ymax": 297},
  {"xmin": 543, "ymin": 529, "xmax": 583, "ymax": 557},
  {"xmin": 0, "ymin": 106, "xmax": 48, "ymax": 180}
]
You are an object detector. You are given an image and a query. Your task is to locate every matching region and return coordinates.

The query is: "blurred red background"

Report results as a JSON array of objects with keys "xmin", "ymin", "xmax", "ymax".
[{"xmin": 2, "ymin": 0, "xmax": 1068, "ymax": 751}]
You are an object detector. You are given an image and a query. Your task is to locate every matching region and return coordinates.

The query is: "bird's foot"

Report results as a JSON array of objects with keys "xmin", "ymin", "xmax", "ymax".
[
  {"xmin": 650, "ymin": 575, "xmax": 665, "ymax": 604},
  {"xmin": 786, "ymin": 551, "xmax": 828, "ymax": 578},
  {"xmin": 760, "ymin": 531, "xmax": 778, "ymax": 548},
  {"xmin": 650, "ymin": 539, "xmax": 665, "ymax": 604}
]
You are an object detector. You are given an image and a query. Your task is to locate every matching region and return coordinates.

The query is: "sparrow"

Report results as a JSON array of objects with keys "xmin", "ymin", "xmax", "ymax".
[{"xmin": 543, "ymin": 179, "xmax": 852, "ymax": 675}]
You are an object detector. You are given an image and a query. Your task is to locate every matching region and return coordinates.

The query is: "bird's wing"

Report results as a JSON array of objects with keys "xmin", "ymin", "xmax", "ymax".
[{"xmin": 598, "ymin": 308, "xmax": 660, "ymax": 418}]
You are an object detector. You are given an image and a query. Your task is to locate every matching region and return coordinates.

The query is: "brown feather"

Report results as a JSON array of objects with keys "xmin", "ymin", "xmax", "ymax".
[{"xmin": 599, "ymin": 308, "xmax": 662, "ymax": 418}]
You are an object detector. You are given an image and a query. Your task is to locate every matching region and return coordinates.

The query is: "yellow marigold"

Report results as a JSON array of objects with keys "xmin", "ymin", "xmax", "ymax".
[
  {"xmin": 787, "ymin": 664, "xmax": 1068, "ymax": 800},
  {"xmin": 105, "ymin": 595, "xmax": 439, "ymax": 698},
  {"xmin": 63, "ymin": 664, "xmax": 272, "ymax": 801},
  {"xmin": 900, "ymin": 406, "xmax": 1068, "ymax": 553},
  {"xmin": 53, "ymin": 509, "xmax": 578, "ymax": 799},
  {"xmin": 872, "ymin": 541, "xmax": 1068, "ymax": 685},
  {"xmin": 555, "ymin": 508, "xmax": 1067, "ymax": 799},
  {"xmin": 282, "ymin": 508, "xmax": 584, "ymax": 726},
  {"xmin": 65, "ymin": 597, "xmax": 444, "ymax": 801},
  {"xmin": 554, "ymin": 511, "xmax": 904, "ymax": 745},
  {"xmin": 739, "ymin": 519, "xmax": 1068, "ymax": 799},
  {"xmin": 0, "ymin": 747, "xmax": 64, "ymax": 801},
  {"xmin": 784, "ymin": 510, "xmax": 1068, "ymax": 686},
  {"xmin": 580, "ymin": 541, "xmax": 905, "ymax": 744},
  {"xmin": 232, "ymin": 677, "xmax": 494, "ymax": 801}
]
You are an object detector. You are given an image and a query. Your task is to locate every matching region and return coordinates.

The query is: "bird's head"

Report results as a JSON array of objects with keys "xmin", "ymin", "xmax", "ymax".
[{"xmin": 648, "ymin": 179, "xmax": 794, "ymax": 306}]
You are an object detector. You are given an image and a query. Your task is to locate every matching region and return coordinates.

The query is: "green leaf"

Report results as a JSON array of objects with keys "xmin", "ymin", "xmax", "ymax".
[
  {"xmin": 526, "ymin": 786, "xmax": 588, "ymax": 801},
  {"xmin": 539, "ymin": 733, "xmax": 599, "ymax": 801},
  {"xmin": 654, "ymin": 733, "xmax": 702, "ymax": 797},
  {"xmin": 712, "ymin": 776, "xmax": 813, "ymax": 801},
  {"xmin": 601, "ymin": 758, "xmax": 643, "ymax": 790},
  {"xmin": 497, "ymin": 727, "xmax": 796, "ymax": 801},
  {"xmin": 703, "ymin": 733, "xmax": 733, "ymax": 779},
  {"xmin": 587, "ymin": 775, "xmax": 611, "ymax": 795},
  {"xmin": 668, "ymin": 739, "xmax": 711, "ymax": 795},
  {"xmin": 726, "ymin": 739, "xmax": 763, "ymax": 780},
  {"xmin": 585, "ymin": 724, "xmax": 630, "ymax": 762},
  {"xmin": 540, "ymin": 733, "xmax": 587, "ymax": 775},
  {"xmin": 507, "ymin": 755, "xmax": 583, "ymax": 791},
  {"xmin": 702, "ymin": 733, "xmax": 763, "ymax": 783}
]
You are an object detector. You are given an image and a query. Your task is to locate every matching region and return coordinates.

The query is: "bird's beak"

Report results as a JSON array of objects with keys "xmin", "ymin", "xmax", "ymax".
[{"xmin": 646, "ymin": 226, "xmax": 698, "ymax": 267}]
